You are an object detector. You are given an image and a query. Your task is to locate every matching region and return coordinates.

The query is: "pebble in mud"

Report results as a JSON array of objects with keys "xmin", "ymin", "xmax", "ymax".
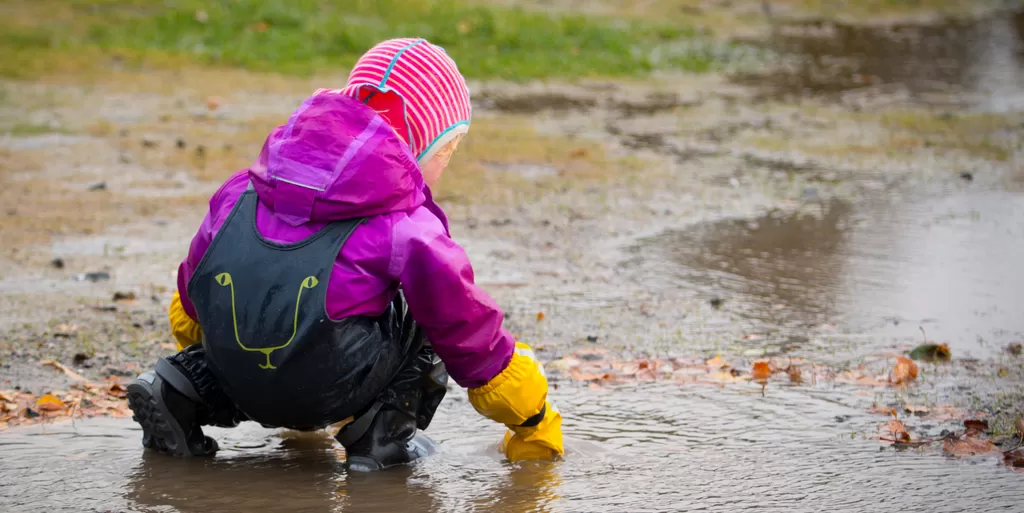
[{"xmin": 50, "ymin": 258, "xmax": 64, "ymax": 269}]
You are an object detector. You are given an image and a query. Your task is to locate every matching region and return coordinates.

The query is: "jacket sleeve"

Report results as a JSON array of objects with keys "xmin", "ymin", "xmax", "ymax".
[{"xmin": 390, "ymin": 208, "xmax": 514, "ymax": 389}]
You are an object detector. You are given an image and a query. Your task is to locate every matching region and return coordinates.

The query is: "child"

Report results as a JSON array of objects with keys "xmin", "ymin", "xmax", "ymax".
[{"xmin": 127, "ymin": 38, "xmax": 563, "ymax": 471}]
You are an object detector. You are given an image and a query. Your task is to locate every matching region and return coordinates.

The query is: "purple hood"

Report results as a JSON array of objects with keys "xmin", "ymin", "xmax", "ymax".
[{"xmin": 176, "ymin": 94, "xmax": 514, "ymax": 388}]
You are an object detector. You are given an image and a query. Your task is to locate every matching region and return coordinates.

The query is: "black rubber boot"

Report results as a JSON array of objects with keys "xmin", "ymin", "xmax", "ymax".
[
  {"xmin": 337, "ymin": 393, "xmax": 439, "ymax": 472},
  {"xmin": 126, "ymin": 358, "xmax": 219, "ymax": 457},
  {"xmin": 337, "ymin": 347, "xmax": 448, "ymax": 471}
]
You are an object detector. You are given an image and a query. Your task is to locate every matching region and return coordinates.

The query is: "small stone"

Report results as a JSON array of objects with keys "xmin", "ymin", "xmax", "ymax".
[
  {"xmin": 50, "ymin": 258, "xmax": 65, "ymax": 269},
  {"xmin": 88, "ymin": 182, "xmax": 107, "ymax": 191},
  {"xmin": 959, "ymin": 171, "xmax": 974, "ymax": 182},
  {"xmin": 72, "ymin": 353, "xmax": 91, "ymax": 365},
  {"xmin": 73, "ymin": 271, "xmax": 111, "ymax": 282},
  {"xmin": 176, "ymin": 138, "xmax": 186, "ymax": 149},
  {"xmin": 1008, "ymin": 343, "xmax": 1022, "ymax": 356},
  {"xmin": 141, "ymin": 137, "xmax": 158, "ymax": 148},
  {"xmin": 710, "ymin": 297, "xmax": 724, "ymax": 309},
  {"xmin": 586, "ymin": 335, "xmax": 599, "ymax": 343},
  {"xmin": 112, "ymin": 291, "xmax": 136, "ymax": 302}
]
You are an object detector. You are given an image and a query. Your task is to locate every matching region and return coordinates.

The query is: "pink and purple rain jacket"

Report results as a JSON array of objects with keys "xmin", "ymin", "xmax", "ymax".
[{"xmin": 175, "ymin": 93, "xmax": 514, "ymax": 388}]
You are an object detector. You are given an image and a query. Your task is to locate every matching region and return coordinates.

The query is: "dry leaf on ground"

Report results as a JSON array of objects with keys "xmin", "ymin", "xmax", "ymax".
[
  {"xmin": 1016, "ymin": 417, "xmax": 1024, "ymax": 437},
  {"xmin": 886, "ymin": 419, "xmax": 911, "ymax": 443},
  {"xmin": 1004, "ymin": 449, "xmax": 1024, "ymax": 469},
  {"xmin": 752, "ymin": 361, "xmax": 772, "ymax": 380},
  {"xmin": 35, "ymin": 394, "xmax": 65, "ymax": 412},
  {"xmin": 892, "ymin": 356, "xmax": 918, "ymax": 384},
  {"xmin": 943, "ymin": 437, "xmax": 999, "ymax": 457},
  {"xmin": 787, "ymin": 366, "xmax": 803, "ymax": 383},
  {"xmin": 107, "ymin": 383, "xmax": 127, "ymax": 398},
  {"xmin": 908, "ymin": 343, "xmax": 951, "ymax": 362},
  {"xmin": 963, "ymin": 419, "xmax": 989, "ymax": 438},
  {"xmin": 705, "ymin": 356, "xmax": 728, "ymax": 369}
]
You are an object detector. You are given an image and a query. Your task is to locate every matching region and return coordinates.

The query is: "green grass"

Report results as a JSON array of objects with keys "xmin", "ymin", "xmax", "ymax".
[
  {"xmin": 3, "ymin": 123, "xmax": 69, "ymax": 136},
  {"xmin": 0, "ymin": 0, "xmax": 727, "ymax": 79}
]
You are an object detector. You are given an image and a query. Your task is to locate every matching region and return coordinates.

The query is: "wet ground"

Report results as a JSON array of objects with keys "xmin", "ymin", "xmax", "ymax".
[{"xmin": 3, "ymin": 5, "xmax": 1024, "ymax": 513}]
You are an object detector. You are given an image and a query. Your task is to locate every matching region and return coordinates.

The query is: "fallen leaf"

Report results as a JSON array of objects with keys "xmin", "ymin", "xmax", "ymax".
[
  {"xmin": 1005, "ymin": 449, "xmax": 1024, "ymax": 468},
  {"xmin": 886, "ymin": 419, "xmax": 911, "ymax": 443},
  {"xmin": 892, "ymin": 356, "xmax": 918, "ymax": 384},
  {"xmin": 206, "ymin": 96, "xmax": 223, "ymax": 111},
  {"xmin": 751, "ymin": 361, "xmax": 772, "ymax": 380},
  {"xmin": 903, "ymin": 404, "xmax": 931, "ymax": 415},
  {"xmin": 107, "ymin": 383, "xmax": 127, "ymax": 398},
  {"xmin": 536, "ymin": 312, "xmax": 545, "ymax": 322},
  {"xmin": 41, "ymin": 360, "xmax": 88, "ymax": 382},
  {"xmin": 1016, "ymin": 417, "xmax": 1024, "ymax": 437},
  {"xmin": 787, "ymin": 366, "xmax": 803, "ymax": 383},
  {"xmin": 543, "ymin": 358, "xmax": 579, "ymax": 376},
  {"xmin": 867, "ymin": 403, "xmax": 892, "ymax": 415},
  {"xmin": 705, "ymin": 356, "xmax": 728, "ymax": 369},
  {"xmin": 35, "ymin": 394, "xmax": 64, "ymax": 412},
  {"xmin": 963, "ymin": 419, "xmax": 988, "ymax": 438},
  {"xmin": 54, "ymin": 323, "xmax": 79, "ymax": 337},
  {"xmin": 0, "ymin": 390, "xmax": 14, "ymax": 402},
  {"xmin": 908, "ymin": 343, "xmax": 951, "ymax": 362},
  {"xmin": 943, "ymin": 436, "xmax": 999, "ymax": 457},
  {"xmin": 587, "ymin": 382, "xmax": 603, "ymax": 391}
]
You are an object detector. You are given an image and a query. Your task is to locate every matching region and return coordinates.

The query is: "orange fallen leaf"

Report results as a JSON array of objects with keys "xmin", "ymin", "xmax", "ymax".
[
  {"xmin": 892, "ymin": 356, "xmax": 918, "ymax": 384},
  {"xmin": 886, "ymin": 419, "xmax": 911, "ymax": 443},
  {"xmin": 35, "ymin": 394, "xmax": 65, "ymax": 412},
  {"xmin": 0, "ymin": 390, "xmax": 14, "ymax": 403},
  {"xmin": 1015, "ymin": 417, "xmax": 1023, "ymax": 437},
  {"xmin": 107, "ymin": 383, "xmax": 127, "ymax": 398},
  {"xmin": 943, "ymin": 436, "xmax": 999, "ymax": 457},
  {"xmin": 536, "ymin": 312, "xmax": 545, "ymax": 322},
  {"xmin": 705, "ymin": 356, "xmax": 728, "ymax": 369},
  {"xmin": 752, "ymin": 361, "xmax": 772, "ymax": 380}
]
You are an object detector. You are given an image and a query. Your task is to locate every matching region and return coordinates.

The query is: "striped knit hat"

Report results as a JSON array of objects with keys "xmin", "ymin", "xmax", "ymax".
[{"xmin": 315, "ymin": 38, "xmax": 471, "ymax": 167}]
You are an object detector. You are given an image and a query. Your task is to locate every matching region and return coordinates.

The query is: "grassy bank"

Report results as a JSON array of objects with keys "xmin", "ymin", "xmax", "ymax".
[{"xmin": 0, "ymin": 0, "xmax": 725, "ymax": 80}]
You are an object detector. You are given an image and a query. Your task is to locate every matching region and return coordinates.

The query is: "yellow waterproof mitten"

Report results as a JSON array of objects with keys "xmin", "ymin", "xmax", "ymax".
[
  {"xmin": 468, "ymin": 342, "xmax": 564, "ymax": 461},
  {"xmin": 168, "ymin": 290, "xmax": 203, "ymax": 350}
]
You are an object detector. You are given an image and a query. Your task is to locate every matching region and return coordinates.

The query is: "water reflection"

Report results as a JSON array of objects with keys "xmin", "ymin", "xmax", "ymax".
[
  {"xmin": 644, "ymin": 187, "xmax": 1024, "ymax": 357},
  {"xmin": 734, "ymin": 10, "xmax": 1024, "ymax": 109}
]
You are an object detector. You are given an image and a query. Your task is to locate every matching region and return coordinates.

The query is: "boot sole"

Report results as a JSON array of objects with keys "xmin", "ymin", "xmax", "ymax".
[{"xmin": 127, "ymin": 375, "xmax": 193, "ymax": 457}]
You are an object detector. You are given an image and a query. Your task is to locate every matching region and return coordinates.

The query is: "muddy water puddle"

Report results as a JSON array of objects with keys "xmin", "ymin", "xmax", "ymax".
[
  {"xmin": 736, "ymin": 9, "xmax": 1024, "ymax": 109},
  {"xmin": 638, "ymin": 184, "xmax": 1024, "ymax": 360},
  {"xmin": 2, "ymin": 380, "xmax": 1022, "ymax": 513}
]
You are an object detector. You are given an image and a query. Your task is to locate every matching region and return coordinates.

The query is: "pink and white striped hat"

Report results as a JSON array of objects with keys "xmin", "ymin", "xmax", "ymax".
[{"xmin": 315, "ymin": 38, "xmax": 471, "ymax": 167}]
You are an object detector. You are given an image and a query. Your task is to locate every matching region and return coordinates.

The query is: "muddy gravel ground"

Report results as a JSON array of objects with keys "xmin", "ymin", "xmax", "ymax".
[{"xmin": 1, "ymin": 10, "xmax": 1024, "ymax": 512}]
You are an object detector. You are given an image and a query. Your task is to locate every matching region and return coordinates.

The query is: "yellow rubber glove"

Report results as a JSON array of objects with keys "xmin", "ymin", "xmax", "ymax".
[
  {"xmin": 502, "ymin": 400, "xmax": 562, "ymax": 461},
  {"xmin": 468, "ymin": 342, "xmax": 564, "ymax": 461},
  {"xmin": 168, "ymin": 290, "xmax": 203, "ymax": 350}
]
